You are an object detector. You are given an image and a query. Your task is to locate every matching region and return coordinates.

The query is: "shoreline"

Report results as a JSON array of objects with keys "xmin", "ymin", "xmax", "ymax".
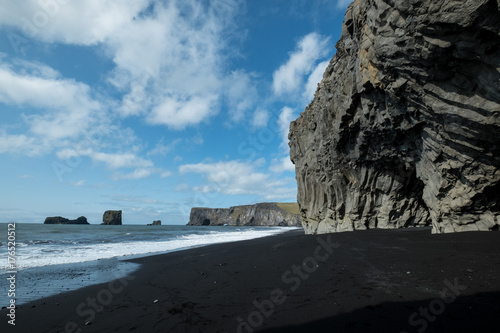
[
  {"xmin": 1, "ymin": 226, "xmax": 300, "ymax": 307},
  {"xmin": 2, "ymin": 228, "xmax": 500, "ymax": 332}
]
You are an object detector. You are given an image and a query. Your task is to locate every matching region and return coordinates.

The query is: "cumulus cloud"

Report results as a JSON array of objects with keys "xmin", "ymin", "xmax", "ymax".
[
  {"xmin": 179, "ymin": 160, "xmax": 296, "ymax": 200},
  {"xmin": 252, "ymin": 108, "xmax": 270, "ymax": 128},
  {"xmin": 2, "ymin": 0, "xmax": 249, "ymax": 130},
  {"xmin": 0, "ymin": 63, "xmax": 100, "ymax": 118},
  {"xmin": 270, "ymin": 156, "xmax": 295, "ymax": 173},
  {"xmin": 0, "ymin": 60, "xmax": 105, "ymax": 157},
  {"xmin": 0, "ymin": 0, "xmax": 150, "ymax": 45},
  {"xmin": 272, "ymin": 32, "xmax": 331, "ymax": 97},
  {"xmin": 224, "ymin": 70, "xmax": 259, "ymax": 123},
  {"xmin": 278, "ymin": 106, "xmax": 296, "ymax": 150},
  {"xmin": 57, "ymin": 148, "xmax": 153, "ymax": 170},
  {"xmin": 0, "ymin": 132, "xmax": 40, "ymax": 156},
  {"xmin": 303, "ymin": 60, "xmax": 329, "ymax": 101},
  {"xmin": 106, "ymin": 0, "xmax": 246, "ymax": 129},
  {"xmin": 147, "ymin": 94, "xmax": 219, "ymax": 129}
]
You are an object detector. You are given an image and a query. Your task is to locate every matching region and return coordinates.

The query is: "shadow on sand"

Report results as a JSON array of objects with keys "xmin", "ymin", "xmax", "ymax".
[{"xmin": 258, "ymin": 291, "xmax": 500, "ymax": 333}]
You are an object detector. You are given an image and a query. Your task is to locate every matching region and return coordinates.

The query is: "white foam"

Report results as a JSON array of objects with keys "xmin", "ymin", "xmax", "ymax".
[{"xmin": 11, "ymin": 228, "xmax": 296, "ymax": 270}]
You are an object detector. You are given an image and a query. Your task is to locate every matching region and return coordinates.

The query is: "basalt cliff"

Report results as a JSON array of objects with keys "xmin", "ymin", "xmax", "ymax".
[
  {"xmin": 289, "ymin": 0, "xmax": 500, "ymax": 234},
  {"xmin": 188, "ymin": 203, "xmax": 301, "ymax": 227}
]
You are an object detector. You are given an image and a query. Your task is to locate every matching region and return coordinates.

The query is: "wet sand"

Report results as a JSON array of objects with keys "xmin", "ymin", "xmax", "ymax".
[{"xmin": 2, "ymin": 228, "xmax": 500, "ymax": 332}]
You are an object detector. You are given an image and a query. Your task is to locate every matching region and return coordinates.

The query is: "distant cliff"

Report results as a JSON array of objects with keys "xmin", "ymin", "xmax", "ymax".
[
  {"xmin": 289, "ymin": 0, "xmax": 500, "ymax": 234},
  {"xmin": 44, "ymin": 216, "xmax": 89, "ymax": 225},
  {"xmin": 188, "ymin": 203, "xmax": 301, "ymax": 227}
]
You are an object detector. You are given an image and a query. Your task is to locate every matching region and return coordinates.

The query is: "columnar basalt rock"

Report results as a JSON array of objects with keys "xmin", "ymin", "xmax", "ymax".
[
  {"xmin": 188, "ymin": 203, "xmax": 302, "ymax": 227},
  {"xmin": 289, "ymin": 0, "xmax": 500, "ymax": 234}
]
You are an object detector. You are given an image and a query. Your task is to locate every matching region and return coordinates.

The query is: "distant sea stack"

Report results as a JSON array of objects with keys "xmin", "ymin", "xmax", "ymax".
[
  {"xmin": 289, "ymin": 0, "xmax": 500, "ymax": 234},
  {"xmin": 148, "ymin": 220, "xmax": 162, "ymax": 226},
  {"xmin": 44, "ymin": 216, "xmax": 89, "ymax": 225},
  {"xmin": 102, "ymin": 210, "xmax": 122, "ymax": 225},
  {"xmin": 188, "ymin": 203, "xmax": 301, "ymax": 227}
]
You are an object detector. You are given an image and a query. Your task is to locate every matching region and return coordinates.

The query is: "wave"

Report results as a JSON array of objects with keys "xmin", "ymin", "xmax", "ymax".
[{"xmin": 3, "ymin": 227, "xmax": 296, "ymax": 270}]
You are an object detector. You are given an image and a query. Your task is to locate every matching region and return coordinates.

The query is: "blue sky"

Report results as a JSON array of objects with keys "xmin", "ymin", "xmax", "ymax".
[{"xmin": 0, "ymin": 0, "xmax": 350, "ymax": 224}]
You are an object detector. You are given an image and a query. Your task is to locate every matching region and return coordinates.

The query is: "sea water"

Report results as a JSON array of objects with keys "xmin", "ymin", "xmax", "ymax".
[{"xmin": 0, "ymin": 223, "xmax": 297, "ymax": 305}]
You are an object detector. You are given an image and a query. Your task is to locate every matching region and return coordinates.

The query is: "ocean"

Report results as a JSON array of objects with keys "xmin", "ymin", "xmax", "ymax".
[{"xmin": 0, "ymin": 223, "xmax": 297, "ymax": 306}]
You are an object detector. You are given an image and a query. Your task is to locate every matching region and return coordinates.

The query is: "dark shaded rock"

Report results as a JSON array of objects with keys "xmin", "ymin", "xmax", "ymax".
[
  {"xmin": 289, "ymin": 0, "xmax": 500, "ymax": 234},
  {"xmin": 44, "ymin": 216, "xmax": 89, "ymax": 225},
  {"xmin": 148, "ymin": 220, "xmax": 161, "ymax": 226},
  {"xmin": 188, "ymin": 203, "xmax": 301, "ymax": 227},
  {"xmin": 102, "ymin": 210, "xmax": 122, "ymax": 225}
]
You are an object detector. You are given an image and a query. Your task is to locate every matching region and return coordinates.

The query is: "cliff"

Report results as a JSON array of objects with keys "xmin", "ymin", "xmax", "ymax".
[
  {"xmin": 188, "ymin": 203, "xmax": 302, "ymax": 227},
  {"xmin": 44, "ymin": 216, "xmax": 89, "ymax": 225},
  {"xmin": 289, "ymin": 0, "xmax": 500, "ymax": 234}
]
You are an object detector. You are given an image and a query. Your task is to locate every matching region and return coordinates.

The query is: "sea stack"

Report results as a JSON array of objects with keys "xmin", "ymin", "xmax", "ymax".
[
  {"xmin": 102, "ymin": 210, "xmax": 122, "ymax": 225},
  {"xmin": 44, "ymin": 216, "xmax": 89, "ymax": 225},
  {"xmin": 289, "ymin": 0, "xmax": 500, "ymax": 234},
  {"xmin": 148, "ymin": 220, "xmax": 161, "ymax": 226}
]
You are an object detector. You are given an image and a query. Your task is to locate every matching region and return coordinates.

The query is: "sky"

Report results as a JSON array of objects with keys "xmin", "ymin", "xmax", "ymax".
[{"xmin": 0, "ymin": 0, "xmax": 350, "ymax": 224}]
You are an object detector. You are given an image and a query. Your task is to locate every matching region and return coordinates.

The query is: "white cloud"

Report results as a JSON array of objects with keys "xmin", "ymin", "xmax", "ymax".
[
  {"xmin": 91, "ymin": 151, "xmax": 153, "ymax": 169},
  {"xmin": 0, "ymin": 132, "xmax": 41, "ymax": 156},
  {"xmin": 2, "ymin": 0, "xmax": 247, "ymax": 130},
  {"xmin": 106, "ymin": 0, "xmax": 245, "ymax": 129},
  {"xmin": 112, "ymin": 168, "xmax": 152, "ymax": 180},
  {"xmin": 336, "ymin": 0, "xmax": 352, "ymax": 9},
  {"xmin": 0, "ymin": 62, "xmax": 103, "ymax": 141},
  {"xmin": 278, "ymin": 106, "xmax": 296, "ymax": 150},
  {"xmin": 179, "ymin": 160, "xmax": 296, "ymax": 200},
  {"xmin": 74, "ymin": 180, "xmax": 85, "ymax": 187},
  {"xmin": 252, "ymin": 109, "xmax": 270, "ymax": 128},
  {"xmin": 272, "ymin": 32, "xmax": 331, "ymax": 97},
  {"xmin": 0, "ymin": 0, "xmax": 151, "ymax": 45},
  {"xmin": 160, "ymin": 171, "xmax": 173, "ymax": 178},
  {"xmin": 56, "ymin": 148, "xmax": 153, "ymax": 170},
  {"xmin": 224, "ymin": 70, "xmax": 259, "ymax": 123},
  {"xmin": 147, "ymin": 94, "xmax": 219, "ymax": 129},
  {"xmin": 303, "ymin": 60, "xmax": 329, "ymax": 101},
  {"xmin": 147, "ymin": 138, "xmax": 181, "ymax": 156},
  {"xmin": 174, "ymin": 183, "xmax": 190, "ymax": 192},
  {"xmin": 270, "ymin": 156, "xmax": 295, "ymax": 173}
]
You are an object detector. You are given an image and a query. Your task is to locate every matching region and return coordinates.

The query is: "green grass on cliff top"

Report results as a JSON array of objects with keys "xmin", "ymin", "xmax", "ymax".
[
  {"xmin": 229, "ymin": 202, "xmax": 300, "ymax": 218},
  {"xmin": 275, "ymin": 203, "xmax": 300, "ymax": 215}
]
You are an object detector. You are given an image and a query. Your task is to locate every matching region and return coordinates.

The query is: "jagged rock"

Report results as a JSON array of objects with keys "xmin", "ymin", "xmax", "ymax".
[
  {"xmin": 102, "ymin": 210, "xmax": 122, "ymax": 225},
  {"xmin": 289, "ymin": 0, "xmax": 500, "ymax": 234},
  {"xmin": 44, "ymin": 216, "xmax": 89, "ymax": 225},
  {"xmin": 188, "ymin": 203, "xmax": 302, "ymax": 227},
  {"xmin": 148, "ymin": 220, "xmax": 162, "ymax": 226}
]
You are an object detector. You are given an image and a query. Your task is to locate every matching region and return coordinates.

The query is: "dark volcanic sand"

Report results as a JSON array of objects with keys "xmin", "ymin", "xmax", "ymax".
[{"xmin": 2, "ymin": 228, "xmax": 500, "ymax": 333}]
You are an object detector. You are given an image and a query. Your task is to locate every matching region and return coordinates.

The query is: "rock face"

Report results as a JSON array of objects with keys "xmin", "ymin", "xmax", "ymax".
[
  {"xmin": 188, "ymin": 203, "xmax": 302, "ymax": 227},
  {"xmin": 102, "ymin": 210, "xmax": 122, "ymax": 225},
  {"xmin": 44, "ymin": 216, "xmax": 89, "ymax": 225},
  {"xmin": 289, "ymin": 0, "xmax": 500, "ymax": 234}
]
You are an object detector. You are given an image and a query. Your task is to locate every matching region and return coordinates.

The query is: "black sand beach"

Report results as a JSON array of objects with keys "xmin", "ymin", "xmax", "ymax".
[{"xmin": 2, "ymin": 228, "xmax": 500, "ymax": 332}]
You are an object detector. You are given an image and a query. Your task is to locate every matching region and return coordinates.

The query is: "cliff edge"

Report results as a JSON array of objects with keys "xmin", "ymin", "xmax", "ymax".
[
  {"xmin": 188, "ymin": 203, "xmax": 301, "ymax": 227},
  {"xmin": 289, "ymin": 0, "xmax": 500, "ymax": 234}
]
